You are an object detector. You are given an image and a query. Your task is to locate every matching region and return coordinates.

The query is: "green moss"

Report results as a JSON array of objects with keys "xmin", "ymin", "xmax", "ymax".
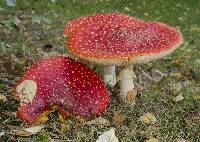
[{"xmin": 33, "ymin": 134, "xmax": 51, "ymax": 142}]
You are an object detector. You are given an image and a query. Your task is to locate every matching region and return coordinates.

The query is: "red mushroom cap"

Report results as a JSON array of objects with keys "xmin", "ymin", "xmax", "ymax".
[
  {"xmin": 64, "ymin": 13, "xmax": 144, "ymax": 37},
  {"xmin": 14, "ymin": 56, "xmax": 109, "ymax": 123},
  {"xmin": 65, "ymin": 13, "xmax": 183, "ymax": 65}
]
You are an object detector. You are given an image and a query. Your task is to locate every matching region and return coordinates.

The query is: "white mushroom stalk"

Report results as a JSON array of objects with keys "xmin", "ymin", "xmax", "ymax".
[
  {"xmin": 120, "ymin": 65, "xmax": 137, "ymax": 105},
  {"xmin": 104, "ymin": 66, "xmax": 116, "ymax": 87}
]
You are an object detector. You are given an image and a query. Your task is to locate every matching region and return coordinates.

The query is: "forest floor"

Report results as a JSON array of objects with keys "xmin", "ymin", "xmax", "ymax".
[{"xmin": 0, "ymin": 0, "xmax": 200, "ymax": 142}]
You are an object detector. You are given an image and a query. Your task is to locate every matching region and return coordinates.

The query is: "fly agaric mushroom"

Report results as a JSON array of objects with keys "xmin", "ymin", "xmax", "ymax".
[
  {"xmin": 64, "ymin": 13, "xmax": 144, "ymax": 87},
  {"xmin": 64, "ymin": 13, "xmax": 183, "ymax": 105},
  {"xmin": 13, "ymin": 56, "xmax": 110, "ymax": 124}
]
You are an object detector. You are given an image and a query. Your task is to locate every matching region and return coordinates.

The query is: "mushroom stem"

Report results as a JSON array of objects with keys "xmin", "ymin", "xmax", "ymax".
[
  {"xmin": 120, "ymin": 65, "xmax": 137, "ymax": 105},
  {"xmin": 104, "ymin": 66, "xmax": 116, "ymax": 87}
]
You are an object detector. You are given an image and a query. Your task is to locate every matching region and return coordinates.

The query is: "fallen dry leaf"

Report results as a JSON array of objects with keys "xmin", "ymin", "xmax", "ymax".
[
  {"xmin": 112, "ymin": 111, "xmax": 126, "ymax": 124},
  {"xmin": 15, "ymin": 130, "xmax": 33, "ymax": 137},
  {"xmin": 173, "ymin": 94, "xmax": 184, "ymax": 102},
  {"xmin": 172, "ymin": 59, "xmax": 186, "ymax": 67},
  {"xmin": 96, "ymin": 128, "xmax": 119, "ymax": 142},
  {"xmin": 15, "ymin": 125, "xmax": 44, "ymax": 136},
  {"xmin": 193, "ymin": 95, "xmax": 200, "ymax": 100},
  {"xmin": 170, "ymin": 72, "xmax": 183, "ymax": 79},
  {"xmin": 139, "ymin": 112, "xmax": 157, "ymax": 124},
  {"xmin": 0, "ymin": 131, "xmax": 5, "ymax": 137},
  {"xmin": 24, "ymin": 125, "xmax": 44, "ymax": 134},
  {"xmin": 0, "ymin": 95, "xmax": 7, "ymax": 102},
  {"xmin": 87, "ymin": 117, "xmax": 110, "ymax": 126},
  {"xmin": 146, "ymin": 138, "xmax": 160, "ymax": 142}
]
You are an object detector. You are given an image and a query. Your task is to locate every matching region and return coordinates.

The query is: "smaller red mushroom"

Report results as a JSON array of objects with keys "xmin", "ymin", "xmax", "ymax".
[{"xmin": 14, "ymin": 56, "xmax": 110, "ymax": 124}]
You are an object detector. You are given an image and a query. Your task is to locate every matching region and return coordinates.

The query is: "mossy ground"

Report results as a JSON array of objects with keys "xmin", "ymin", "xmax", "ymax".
[{"xmin": 0, "ymin": 0, "xmax": 200, "ymax": 142}]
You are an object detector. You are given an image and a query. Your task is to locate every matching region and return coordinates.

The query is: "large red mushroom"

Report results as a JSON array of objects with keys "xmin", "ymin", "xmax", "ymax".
[
  {"xmin": 14, "ymin": 56, "xmax": 110, "ymax": 124},
  {"xmin": 64, "ymin": 13, "xmax": 144, "ymax": 87},
  {"xmin": 64, "ymin": 13, "xmax": 183, "ymax": 105}
]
